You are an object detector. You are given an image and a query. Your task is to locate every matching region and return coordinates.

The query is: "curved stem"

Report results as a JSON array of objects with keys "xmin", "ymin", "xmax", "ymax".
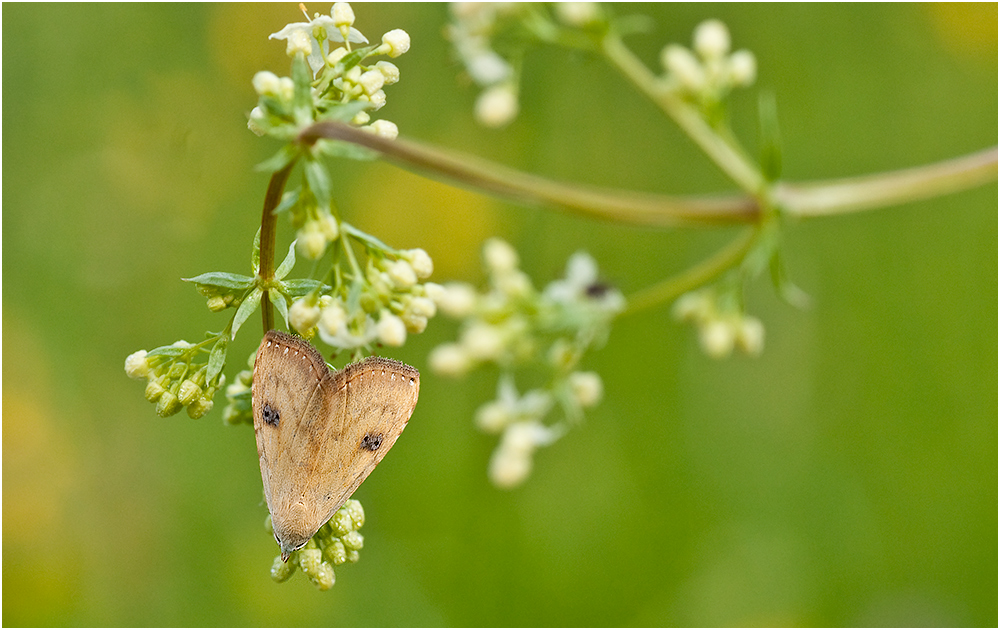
[
  {"xmin": 774, "ymin": 147, "xmax": 998, "ymax": 217},
  {"xmin": 624, "ymin": 229, "xmax": 757, "ymax": 315},
  {"xmin": 600, "ymin": 32, "xmax": 766, "ymax": 196},
  {"xmin": 258, "ymin": 160, "xmax": 297, "ymax": 334},
  {"xmin": 299, "ymin": 122, "xmax": 758, "ymax": 227}
]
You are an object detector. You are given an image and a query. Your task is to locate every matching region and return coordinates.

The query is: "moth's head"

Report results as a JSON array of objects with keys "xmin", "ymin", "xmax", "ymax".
[{"xmin": 272, "ymin": 502, "xmax": 312, "ymax": 562}]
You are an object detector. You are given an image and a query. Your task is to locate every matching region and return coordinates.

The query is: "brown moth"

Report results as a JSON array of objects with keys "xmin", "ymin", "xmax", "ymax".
[{"xmin": 251, "ymin": 329, "xmax": 419, "ymax": 561}]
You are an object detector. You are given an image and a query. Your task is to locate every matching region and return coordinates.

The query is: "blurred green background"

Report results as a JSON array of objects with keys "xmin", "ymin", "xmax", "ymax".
[{"xmin": 3, "ymin": 3, "xmax": 996, "ymax": 626}]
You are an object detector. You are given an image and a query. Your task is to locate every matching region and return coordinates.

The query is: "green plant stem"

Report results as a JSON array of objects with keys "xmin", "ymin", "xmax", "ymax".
[
  {"xmin": 624, "ymin": 229, "xmax": 757, "ymax": 315},
  {"xmin": 299, "ymin": 122, "xmax": 996, "ymax": 228},
  {"xmin": 258, "ymin": 160, "xmax": 296, "ymax": 334},
  {"xmin": 774, "ymin": 147, "xmax": 999, "ymax": 216}
]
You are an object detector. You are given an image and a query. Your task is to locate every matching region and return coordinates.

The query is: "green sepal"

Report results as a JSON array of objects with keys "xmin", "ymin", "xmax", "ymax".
[
  {"xmin": 270, "ymin": 288, "xmax": 290, "ymax": 328},
  {"xmin": 274, "ymin": 240, "xmax": 297, "ymax": 280},
  {"xmin": 206, "ymin": 336, "xmax": 228, "ymax": 383},
  {"xmin": 304, "ymin": 158, "xmax": 332, "ymax": 208},
  {"xmin": 291, "ymin": 54, "xmax": 313, "ymax": 118},
  {"xmin": 232, "ymin": 288, "xmax": 263, "ymax": 339},
  {"xmin": 182, "ymin": 272, "xmax": 255, "ymax": 290},
  {"xmin": 337, "ymin": 45, "xmax": 379, "ymax": 73}
]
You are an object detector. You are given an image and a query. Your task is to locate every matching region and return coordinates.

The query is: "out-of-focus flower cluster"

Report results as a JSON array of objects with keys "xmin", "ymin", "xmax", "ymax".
[
  {"xmin": 268, "ymin": 499, "xmax": 366, "ymax": 591},
  {"xmin": 428, "ymin": 238, "xmax": 622, "ymax": 488},
  {"xmin": 447, "ymin": 2, "xmax": 607, "ymax": 128},
  {"xmin": 248, "ymin": 2, "xmax": 409, "ymax": 141},
  {"xmin": 124, "ymin": 338, "xmax": 226, "ymax": 419},
  {"xmin": 672, "ymin": 287, "xmax": 764, "ymax": 359},
  {"xmin": 659, "ymin": 19, "xmax": 756, "ymax": 110}
]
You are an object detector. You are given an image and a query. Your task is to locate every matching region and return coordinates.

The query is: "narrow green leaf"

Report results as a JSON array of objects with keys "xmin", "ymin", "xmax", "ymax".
[
  {"xmin": 274, "ymin": 240, "xmax": 297, "ymax": 280},
  {"xmin": 147, "ymin": 345, "xmax": 187, "ymax": 358},
  {"xmin": 251, "ymin": 228, "xmax": 261, "ymax": 274},
  {"xmin": 255, "ymin": 144, "xmax": 300, "ymax": 173},
  {"xmin": 341, "ymin": 222, "xmax": 394, "ymax": 253},
  {"xmin": 206, "ymin": 336, "xmax": 228, "ymax": 383},
  {"xmin": 270, "ymin": 288, "xmax": 290, "ymax": 328},
  {"xmin": 291, "ymin": 54, "xmax": 313, "ymax": 114},
  {"xmin": 770, "ymin": 249, "xmax": 811, "ymax": 309},
  {"xmin": 316, "ymin": 100, "xmax": 370, "ymax": 123},
  {"xmin": 273, "ymin": 189, "xmax": 301, "ymax": 216},
  {"xmin": 304, "ymin": 158, "xmax": 332, "ymax": 207},
  {"xmin": 282, "ymin": 278, "xmax": 330, "ymax": 297},
  {"xmin": 314, "ymin": 140, "xmax": 379, "ymax": 162},
  {"xmin": 182, "ymin": 272, "xmax": 255, "ymax": 290},
  {"xmin": 337, "ymin": 45, "xmax": 379, "ymax": 72},
  {"xmin": 232, "ymin": 288, "xmax": 263, "ymax": 339},
  {"xmin": 758, "ymin": 91, "xmax": 782, "ymax": 182}
]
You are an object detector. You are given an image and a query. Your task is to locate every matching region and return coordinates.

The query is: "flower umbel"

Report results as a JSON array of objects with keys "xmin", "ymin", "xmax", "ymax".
[{"xmin": 429, "ymin": 239, "xmax": 623, "ymax": 488}]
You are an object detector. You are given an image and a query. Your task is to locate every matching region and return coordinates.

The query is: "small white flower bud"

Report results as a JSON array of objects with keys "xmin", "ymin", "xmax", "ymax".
[
  {"xmin": 187, "ymin": 397, "xmax": 214, "ymax": 419},
  {"xmin": 374, "ymin": 60, "xmax": 399, "ymax": 85},
  {"xmin": 387, "ymin": 259, "xmax": 417, "ymax": 289},
  {"xmin": 555, "ymin": 2, "xmax": 600, "ymax": 27},
  {"xmin": 568, "ymin": 371, "xmax": 603, "ymax": 408},
  {"xmin": 247, "ymin": 107, "xmax": 268, "ymax": 136},
  {"xmin": 125, "ymin": 350, "xmax": 150, "ymax": 379},
  {"xmin": 672, "ymin": 290, "xmax": 713, "ymax": 322},
  {"xmin": 366, "ymin": 89, "xmax": 387, "ymax": 110},
  {"xmin": 287, "ymin": 30, "xmax": 313, "ymax": 57},
  {"xmin": 483, "ymin": 238, "xmax": 519, "ymax": 274},
  {"xmin": 475, "ymin": 401, "xmax": 511, "ymax": 434},
  {"xmin": 345, "ymin": 65, "xmax": 362, "ymax": 83},
  {"xmin": 367, "ymin": 119, "xmax": 398, "ymax": 139},
  {"xmin": 277, "ymin": 77, "xmax": 295, "ymax": 102},
  {"xmin": 297, "ymin": 221, "xmax": 328, "ymax": 260},
  {"xmin": 693, "ymin": 19, "xmax": 731, "ymax": 60},
  {"xmin": 252, "ymin": 71, "xmax": 282, "ymax": 96},
  {"xmin": 402, "ymin": 313, "xmax": 428, "ymax": 334},
  {"xmin": 319, "ymin": 301, "xmax": 347, "ymax": 336},
  {"xmin": 177, "ymin": 379, "xmax": 203, "ymax": 406},
  {"xmin": 376, "ymin": 312, "xmax": 407, "ymax": 346},
  {"xmin": 735, "ymin": 315, "xmax": 765, "ymax": 356},
  {"xmin": 358, "ymin": 69, "xmax": 385, "ymax": 96},
  {"xmin": 428, "ymin": 343, "xmax": 471, "ymax": 377},
  {"xmin": 408, "ymin": 296, "xmax": 437, "ymax": 318},
  {"xmin": 352, "ymin": 111, "xmax": 371, "ymax": 126},
  {"xmin": 461, "ymin": 322, "xmax": 505, "ymax": 361},
  {"xmin": 406, "ymin": 248, "xmax": 434, "ymax": 278},
  {"xmin": 475, "ymin": 84, "xmax": 519, "ymax": 128},
  {"xmin": 699, "ymin": 319, "xmax": 736, "ymax": 359},
  {"xmin": 488, "ymin": 446, "xmax": 532, "ymax": 489},
  {"xmin": 435, "ymin": 282, "xmax": 477, "ymax": 318},
  {"xmin": 466, "ymin": 50, "xmax": 511, "ymax": 85},
  {"xmin": 319, "ymin": 213, "xmax": 339, "ymax": 240},
  {"xmin": 662, "ymin": 44, "xmax": 705, "ymax": 92},
  {"xmin": 381, "ymin": 29, "xmax": 410, "ymax": 58},
  {"xmin": 332, "ymin": 2, "xmax": 355, "ymax": 27},
  {"xmin": 327, "ymin": 46, "xmax": 349, "ymax": 66},
  {"xmin": 728, "ymin": 49, "xmax": 757, "ymax": 86},
  {"xmin": 496, "ymin": 269, "xmax": 533, "ymax": 299},
  {"xmin": 289, "ymin": 298, "xmax": 322, "ymax": 335}
]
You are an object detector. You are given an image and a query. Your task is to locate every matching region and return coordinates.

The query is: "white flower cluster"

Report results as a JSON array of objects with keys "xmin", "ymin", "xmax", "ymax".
[
  {"xmin": 660, "ymin": 19, "xmax": 757, "ymax": 104},
  {"xmin": 288, "ymin": 248, "xmax": 435, "ymax": 351},
  {"xmin": 447, "ymin": 4, "xmax": 522, "ymax": 128},
  {"xmin": 428, "ymin": 238, "xmax": 621, "ymax": 488},
  {"xmin": 249, "ymin": 3, "xmax": 409, "ymax": 139},
  {"xmin": 672, "ymin": 288, "xmax": 764, "ymax": 359},
  {"xmin": 269, "ymin": 499, "xmax": 366, "ymax": 591}
]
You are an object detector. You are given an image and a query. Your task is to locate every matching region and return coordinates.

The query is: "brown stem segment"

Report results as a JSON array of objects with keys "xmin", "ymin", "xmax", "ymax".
[{"xmin": 259, "ymin": 161, "xmax": 296, "ymax": 334}]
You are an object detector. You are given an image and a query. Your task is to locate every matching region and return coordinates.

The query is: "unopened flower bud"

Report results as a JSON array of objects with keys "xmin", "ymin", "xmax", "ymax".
[
  {"xmin": 381, "ymin": 29, "xmax": 410, "ymax": 57},
  {"xmin": 483, "ymin": 238, "xmax": 518, "ymax": 274},
  {"xmin": 461, "ymin": 322, "xmax": 504, "ymax": 361},
  {"xmin": 145, "ymin": 379, "xmax": 166, "ymax": 402},
  {"xmin": 489, "ymin": 446, "xmax": 532, "ymax": 489},
  {"xmin": 358, "ymin": 69, "xmax": 385, "ymax": 95},
  {"xmin": 735, "ymin": 315, "xmax": 765, "ymax": 356},
  {"xmin": 699, "ymin": 319, "xmax": 736, "ymax": 359},
  {"xmin": 125, "ymin": 350, "xmax": 150, "ymax": 379},
  {"xmin": 693, "ymin": 19, "xmax": 731, "ymax": 60},
  {"xmin": 376, "ymin": 312, "xmax": 407, "ymax": 346},
  {"xmin": 728, "ymin": 49, "xmax": 757, "ymax": 86},
  {"xmin": 247, "ymin": 107, "xmax": 268, "ymax": 136},
  {"xmin": 329, "ymin": 509, "xmax": 354, "ymax": 537},
  {"xmin": 341, "ymin": 530, "xmax": 364, "ymax": 551},
  {"xmin": 324, "ymin": 539, "xmax": 348, "ymax": 565},
  {"xmin": 428, "ymin": 343, "xmax": 471, "ymax": 377},
  {"xmin": 286, "ymin": 30, "xmax": 312, "ymax": 57},
  {"xmin": 271, "ymin": 555, "xmax": 297, "ymax": 582},
  {"xmin": 187, "ymin": 397, "xmax": 214, "ymax": 419},
  {"xmin": 343, "ymin": 499, "xmax": 365, "ymax": 529},
  {"xmin": 475, "ymin": 401, "xmax": 510, "ymax": 434},
  {"xmin": 475, "ymin": 84, "xmax": 519, "ymax": 128},
  {"xmin": 662, "ymin": 44, "xmax": 705, "ymax": 92},
  {"xmin": 327, "ymin": 46, "xmax": 349, "ymax": 66},
  {"xmin": 367, "ymin": 119, "xmax": 398, "ymax": 139},
  {"xmin": 435, "ymin": 282, "xmax": 477, "ymax": 318},
  {"xmin": 406, "ymin": 248, "xmax": 433, "ymax": 278},
  {"xmin": 568, "ymin": 371, "xmax": 603, "ymax": 408},
  {"xmin": 387, "ymin": 259, "xmax": 417, "ymax": 289},
  {"xmin": 332, "ymin": 2, "xmax": 355, "ymax": 27},
  {"xmin": 177, "ymin": 379, "xmax": 203, "ymax": 406},
  {"xmin": 289, "ymin": 298, "xmax": 322, "ymax": 335},
  {"xmin": 375, "ymin": 60, "xmax": 399, "ymax": 85},
  {"xmin": 319, "ymin": 302, "xmax": 348, "ymax": 336},
  {"xmin": 252, "ymin": 70, "xmax": 282, "ymax": 96},
  {"xmin": 297, "ymin": 221, "xmax": 328, "ymax": 260},
  {"xmin": 156, "ymin": 390, "xmax": 182, "ymax": 417},
  {"xmin": 408, "ymin": 296, "xmax": 436, "ymax": 318}
]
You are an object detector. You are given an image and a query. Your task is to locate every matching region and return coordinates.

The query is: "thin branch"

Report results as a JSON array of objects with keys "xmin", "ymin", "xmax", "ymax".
[{"xmin": 258, "ymin": 161, "xmax": 296, "ymax": 334}]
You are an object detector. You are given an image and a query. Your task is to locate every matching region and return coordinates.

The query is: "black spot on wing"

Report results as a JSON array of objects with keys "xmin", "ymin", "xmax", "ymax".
[
  {"xmin": 360, "ymin": 433, "xmax": 383, "ymax": 451},
  {"xmin": 262, "ymin": 402, "xmax": 280, "ymax": 427}
]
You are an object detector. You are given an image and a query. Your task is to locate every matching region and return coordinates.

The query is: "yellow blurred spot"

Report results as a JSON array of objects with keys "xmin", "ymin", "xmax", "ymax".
[
  {"xmin": 345, "ymin": 163, "xmax": 502, "ymax": 280},
  {"xmin": 924, "ymin": 3, "xmax": 998, "ymax": 61}
]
